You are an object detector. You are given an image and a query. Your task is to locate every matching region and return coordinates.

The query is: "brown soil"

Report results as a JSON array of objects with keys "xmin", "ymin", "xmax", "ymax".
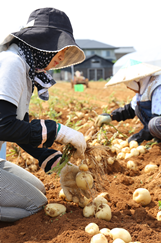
[{"xmin": 1, "ymin": 81, "xmax": 161, "ymax": 243}]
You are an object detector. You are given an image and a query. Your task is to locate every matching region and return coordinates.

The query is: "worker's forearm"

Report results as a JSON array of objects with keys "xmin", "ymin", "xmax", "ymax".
[{"xmin": 0, "ymin": 100, "xmax": 57, "ymax": 147}]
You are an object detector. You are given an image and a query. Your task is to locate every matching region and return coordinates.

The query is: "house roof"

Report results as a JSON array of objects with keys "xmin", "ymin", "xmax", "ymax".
[
  {"xmin": 77, "ymin": 54, "xmax": 113, "ymax": 64},
  {"xmin": 115, "ymin": 46, "xmax": 136, "ymax": 54},
  {"xmin": 76, "ymin": 39, "xmax": 117, "ymax": 50}
]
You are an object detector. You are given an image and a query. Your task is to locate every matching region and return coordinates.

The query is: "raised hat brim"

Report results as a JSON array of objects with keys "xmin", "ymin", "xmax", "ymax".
[
  {"xmin": 105, "ymin": 62, "xmax": 161, "ymax": 87},
  {"xmin": 0, "ymin": 27, "xmax": 85, "ymax": 69}
]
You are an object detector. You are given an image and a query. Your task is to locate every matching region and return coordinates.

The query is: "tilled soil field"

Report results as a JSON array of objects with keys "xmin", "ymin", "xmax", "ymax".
[{"xmin": 1, "ymin": 81, "xmax": 161, "ymax": 243}]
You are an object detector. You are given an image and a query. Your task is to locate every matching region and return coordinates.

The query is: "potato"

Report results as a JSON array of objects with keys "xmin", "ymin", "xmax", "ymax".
[
  {"xmin": 59, "ymin": 188, "xmax": 72, "ymax": 202},
  {"xmin": 114, "ymin": 144, "xmax": 121, "ymax": 152},
  {"xmin": 120, "ymin": 140, "xmax": 129, "ymax": 148},
  {"xmin": 97, "ymin": 192, "xmax": 110, "ymax": 201},
  {"xmin": 136, "ymin": 145, "xmax": 146, "ymax": 154},
  {"xmin": 95, "ymin": 203, "xmax": 112, "ymax": 221},
  {"xmin": 113, "ymin": 239, "xmax": 125, "ymax": 243},
  {"xmin": 129, "ymin": 141, "xmax": 138, "ymax": 149},
  {"xmin": 117, "ymin": 152, "xmax": 125, "ymax": 160},
  {"xmin": 110, "ymin": 146, "xmax": 117, "ymax": 153},
  {"xmin": 75, "ymin": 111, "xmax": 84, "ymax": 118},
  {"xmin": 90, "ymin": 233, "xmax": 108, "ymax": 243},
  {"xmin": 85, "ymin": 135, "xmax": 91, "ymax": 141},
  {"xmin": 125, "ymin": 153, "xmax": 132, "ymax": 159},
  {"xmin": 127, "ymin": 161, "xmax": 137, "ymax": 171},
  {"xmin": 133, "ymin": 188, "xmax": 151, "ymax": 206},
  {"xmin": 156, "ymin": 211, "xmax": 161, "ymax": 221},
  {"xmin": 144, "ymin": 164, "xmax": 158, "ymax": 173},
  {"xmin": 79, "ymin": 164, "xmax": 88, "ymax": 171},
  {"xmin": 100, "ymin": 228, "xmax": 111, "ymax": 236},
  {"xmin": 79, "ymin": 196, "xmax": 91, "ymax": 208},
  {"xmin": 122, "ymin": 147, "xmax": 130, "ymax": 153},
  {"xmin": 83, "ymin": 203, "xmax": 96, "ymax": 217},
  {"xmin": 110, "ymin": 228, "xmax": 132, "ymax": 243},
  {"xmin": 111, "ymin": 139, "xmax": 120, "ymax": 145},
  {"xmin": 44, "ymin": 203, "xmax": 66, "ymax": 217},
  {"xmin": 59, "ymin": 188, "xmax": 66, "ymax": 200},
  {"xmin": 76, "ymin": 171, "xmax": 93, "ymax": 190},
  {"xmin": 95, "ymin": 155, "xmax": 102, "ymax": 162},
  {"xmin": 93, "ymin": 196, "xmax": 108, "ymax": 207},
  {"xmin": 130, "ymin": 148, "xmax": 139, "ymax": 157},
  {"xmin": 85, "ymin": 222, "xmax": 100, "ymax": 235},
  {"xmin": 108, "ymin": 157, "xmax": 115, "ymax": 165}
]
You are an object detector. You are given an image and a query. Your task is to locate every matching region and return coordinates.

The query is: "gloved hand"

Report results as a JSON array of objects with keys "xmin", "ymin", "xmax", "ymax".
[
  {"xmin": 95, "ymin": 113, "xmax": 112, "ymax": 127},
  {"xmin": 60, "ymin": 163, "xmax": 91, "ymax": 203},
  {"xmin": 55, "ymin": 124, "xmax": 86, "ymax": 159}
]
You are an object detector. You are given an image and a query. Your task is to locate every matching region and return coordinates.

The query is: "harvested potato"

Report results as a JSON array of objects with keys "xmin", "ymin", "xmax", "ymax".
[
  {"xmin": 93, "ymin": 196, "xmax": 108, "ymax": 207},
  {"xmin": 79, "ymin": 196, "xmax": 91, "ymax": 208},
  {"xmin": 113, "ymin": 239, "xmax": 125, "ymax": 243},
  {"xmin": 117, "ymin": 152, "xmax": 125, "ymax": 160},
  {"xmin": 44, "ymin": 203, "xmax": 66, "ymax": 217},
  {"xmin": 59, "ymin": 188, "xmax": 66, "ymax": 200},
  {"xmin": 107, "ymin": 157, "xmax": 115, "ymax": 165},
  {"xmin": 111, "ymin": 139, "xmax": 120, "ymax": 145},
  {"xmin": 85, "ymin": 222, "xmax": 99, "ymax": 235},
  {"xmin": 125, "ymin": 153, "xmax": 132, "ymax": 159},
  {"xmin": 79, "ymin": 164, "xmax": 88, "ymax": 171},
  {"xmin": 95, "ymin": 203, "xmax": 112, "ymax": 221},
  {"xmin": 133, "ymin": 188, "xmax": 151, "ymax": 206},
  {"xmin": 127, "ymin": 161, "xmax": 137, "ymax": 170},
  {"xmin": 122, "ymin": 147, "xmax": 130, "ymax": 153},
  {"xmin": 76, "ymin": 171, "xmax": 93, "ymax": 190},
  {"xmin": 129, "ymin": 140, "xmax": 138, "ymax": 149},
  {"xmin": 144, "ymin": 164, "xmax": 158, "ymax": 173},
  {"xmin": 100, "ymin": 228, "xmax": 111, "ymax": 236},
  {"xmin": 97, "ymin": 192, "xmax": 110, "ymax": 201},
  {"xmin": 110, "ymin": 228, "xmax": 132, "ymax": 243},
  {"xmin": 90, "ymin": 233, "xmax": 108, "ymax": 243},
  {"xmin": 110, "ymin": 146, "xmax": 117, "ymax": 153},
  {"xmin": 83, "ymin": 203, "xmax": 96, "ymax": 217},
  {"xmin": 130, "ymin": 148, "xmax": 139, "ymax": 157},
  {"xmin": 156, "ymin": 211, "xmax": 161, "ymax": 221},
  {"xmin": 136, "ymin": 145, "xmax": 146, "ymax": 154},
  {"xmin": 120, "ymin": 140, "xmax": 129, "ymax": 148}
]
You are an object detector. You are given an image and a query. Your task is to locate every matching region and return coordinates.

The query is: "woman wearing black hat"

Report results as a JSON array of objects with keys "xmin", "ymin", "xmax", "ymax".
[{"xmin": 0, "ymin": 8, "xmax": 89, "ymax": 222}]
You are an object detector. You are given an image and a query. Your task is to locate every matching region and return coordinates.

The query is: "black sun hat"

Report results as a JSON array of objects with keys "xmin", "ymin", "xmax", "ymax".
[{"xmin": 0, "ymin": 7, "xmax": 85, "ymax": 69}]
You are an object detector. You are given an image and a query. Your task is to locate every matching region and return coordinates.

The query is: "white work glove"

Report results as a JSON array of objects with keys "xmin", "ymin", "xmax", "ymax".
[
  {"xmin": 60, "ymin": 163, "xmax": 90, "ymax": 203},
  {"xmin": 55, "ymin": 124, "xmax": 86, "ymax": 159},
  {"xmin": 95, "ymin": 113, "xmax": 112, "ymax": 127}
]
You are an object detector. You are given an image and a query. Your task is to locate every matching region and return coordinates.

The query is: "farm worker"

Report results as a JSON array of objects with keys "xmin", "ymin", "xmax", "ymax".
[
  {"xmin": 0, "ymin": 7, "xmax": 89, "ymax": 222},
  {"xmin": 95, "ymin": 60, "xmax": 161, "ymax": 144}
]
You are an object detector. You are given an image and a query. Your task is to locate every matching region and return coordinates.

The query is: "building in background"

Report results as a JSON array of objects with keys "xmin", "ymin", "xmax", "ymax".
[
  {"xmin": 114, "ymin": 46, "xmax": 136, "ymax": 60},
  {"xmin": 53, "ymin": 39, "xmax": 135, "ymax": 81}
]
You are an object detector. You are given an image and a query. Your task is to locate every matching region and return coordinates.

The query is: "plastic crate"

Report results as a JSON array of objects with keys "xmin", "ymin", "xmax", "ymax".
[{"xmin": 74, "ymin": 84, "xmax": 84, "ymax": 92}]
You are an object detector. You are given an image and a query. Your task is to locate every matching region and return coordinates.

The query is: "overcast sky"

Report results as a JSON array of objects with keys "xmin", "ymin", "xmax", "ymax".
[{"xmin": 0, "ymin": 0, "xmax": 161, "ymax": 51}]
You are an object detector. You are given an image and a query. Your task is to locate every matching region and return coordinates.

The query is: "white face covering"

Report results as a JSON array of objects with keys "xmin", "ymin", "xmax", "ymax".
[
  {"xmin": 125, "ymin": 80, "xmax": 139, "ymax": 92},
  {"xmin": 125, "ymin": 76, "xmax": 151, "ymax": 94}
]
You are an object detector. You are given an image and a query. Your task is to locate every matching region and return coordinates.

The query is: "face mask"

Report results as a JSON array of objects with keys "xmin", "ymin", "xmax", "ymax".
[
  {"xmin": 125, "ymin": 81, "xmax": 139, "ymax": 92},
  {"xmin": 125, "ymin": 76, "xmax": 151, "ymax": 94}
]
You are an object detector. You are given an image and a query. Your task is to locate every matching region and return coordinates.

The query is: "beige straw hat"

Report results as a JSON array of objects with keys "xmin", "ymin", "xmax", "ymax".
[{"xmin": 105, "ymin": 59, "xmax": 161, "ymax": 87}]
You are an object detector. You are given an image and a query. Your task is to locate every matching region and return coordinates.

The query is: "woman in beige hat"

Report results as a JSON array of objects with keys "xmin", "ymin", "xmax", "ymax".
[
  {"xmin": 0, "ymin": 7, "xmax": 90, "ymax": 222},
  {"xmin": 96, "ymin": 62, "xmax": 161, "ymax": 144}
]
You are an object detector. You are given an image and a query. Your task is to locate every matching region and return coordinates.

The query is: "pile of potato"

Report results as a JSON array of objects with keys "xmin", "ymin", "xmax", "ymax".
[
  {"xmin": 110, "ymin": 139, "xmax": 146, "ymax": 160},
  {"xmin": 85, "ymin": 222, "xmax": 140, "ymax": 243},
  {"xmin": 83, "ymin": 193, "xmax": 112, "ymax": 221}
]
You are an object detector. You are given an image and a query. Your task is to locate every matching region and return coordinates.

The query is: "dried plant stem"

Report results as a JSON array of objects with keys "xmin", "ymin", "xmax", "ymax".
[
  {"xmin": 105, "ymin": 123, "xmax": 128, "ymax": 138},
  {"xmin": 47, "ymin": 144, "xmax": 75, "ymax": 175}
]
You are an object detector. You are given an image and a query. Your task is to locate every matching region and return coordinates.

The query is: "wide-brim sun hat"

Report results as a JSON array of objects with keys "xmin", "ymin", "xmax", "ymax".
[
  {"xmin": 105, "ymin": 59, "xmax": 161, "ymax": 87},
  {"xmin": 0, "ymin": 7, "xmax": 85, "ymax": 69}
]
